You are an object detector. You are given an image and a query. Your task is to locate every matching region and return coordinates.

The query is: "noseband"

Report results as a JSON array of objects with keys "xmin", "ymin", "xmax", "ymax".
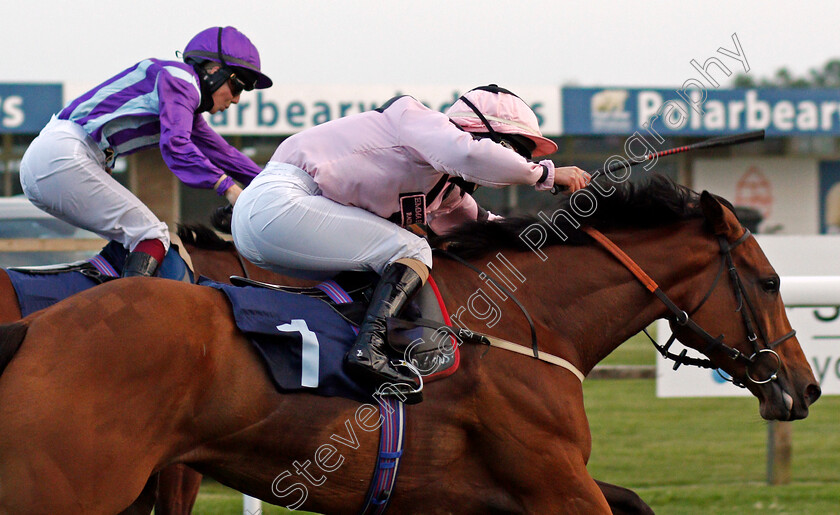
[{"xmin": 582, "ymin": 226, "xmax": 796, "ymax": 388}]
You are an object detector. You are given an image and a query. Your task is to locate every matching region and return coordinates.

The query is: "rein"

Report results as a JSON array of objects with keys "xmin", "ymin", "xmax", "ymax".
[
  {"xmin": 433, "ymin": 222, "xmax": 796, "ymax": 388},
  {"xmin": 433, "ymin": 249, "xmax": 585, "ymax": 382},
  {"xmin": 581, "ymin": 226, "xmax": 795, "ymax": 387}
]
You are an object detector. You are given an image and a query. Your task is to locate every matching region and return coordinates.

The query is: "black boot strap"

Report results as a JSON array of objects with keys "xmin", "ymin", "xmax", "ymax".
[{"xmin": 122, "ymin": 251, "xmax": 160, "ymax": 278}]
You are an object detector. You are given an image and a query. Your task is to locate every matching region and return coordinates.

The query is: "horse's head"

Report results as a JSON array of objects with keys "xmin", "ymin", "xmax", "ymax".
[{"xmin": 669, "ymin": 192, "xmax": 820, "ymax": 421}]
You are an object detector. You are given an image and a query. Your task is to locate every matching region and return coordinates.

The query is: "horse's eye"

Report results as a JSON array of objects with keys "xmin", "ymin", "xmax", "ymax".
[{"xmin": 761, "ymin": 276, "xmax": 780, "ymax": 293}]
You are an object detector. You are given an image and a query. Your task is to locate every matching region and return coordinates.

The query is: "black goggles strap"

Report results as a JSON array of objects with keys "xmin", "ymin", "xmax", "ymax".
[
  {"xmin": 216, "ymin": 27, "xmax": 228, "ymax": 68},
  {"xmin": 457, "ymin": 95, "xmax": 500, "ymax": 142}
]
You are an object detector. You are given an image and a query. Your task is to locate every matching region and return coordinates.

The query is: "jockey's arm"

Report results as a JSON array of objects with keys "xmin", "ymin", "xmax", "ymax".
[
  {"xmin": 190, "ymin": 115, "xmax": 263, "ymax": 188},
  {"xmin": 401, "ymin": 107, "xmax": 548, "ymax": 188},
  {"xmin": 213, "ymin": 178, "xmax": 243, "ymax": 205},
  {"xmin": 158, "ymin": 74, "xmax": 261, "ymax": 198},
  {"xmin": 552, "ymin": 165, "xmax": 590, "ymax": 193}
]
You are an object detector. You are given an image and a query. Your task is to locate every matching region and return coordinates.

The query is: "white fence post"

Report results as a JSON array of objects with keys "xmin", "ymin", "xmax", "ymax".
[{"xmin": 243, "ymin": 495, "xmax": 262, "ymax": 514}]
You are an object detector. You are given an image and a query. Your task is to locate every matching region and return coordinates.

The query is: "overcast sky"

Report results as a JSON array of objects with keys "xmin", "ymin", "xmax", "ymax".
[{"xmin": 2, "ymin": 1, "xmax": 837, "ymax": 89}]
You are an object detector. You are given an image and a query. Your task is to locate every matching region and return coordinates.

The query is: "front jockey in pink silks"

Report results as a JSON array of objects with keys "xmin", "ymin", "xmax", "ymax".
[
  {"xmin": 20, "ymin": 26, "xmax": 272, "ymax": 278},
  {"xmin": 231, "ymin": 85, "xmax": 589, "ymax": 403}
]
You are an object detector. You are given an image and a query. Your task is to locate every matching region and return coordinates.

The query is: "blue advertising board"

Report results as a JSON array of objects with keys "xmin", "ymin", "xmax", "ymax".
[
  {"xmin": 563, "ymin": 87, "xmax": 840, "ymax": 137},
  {"xmin": 0, "ymin": 84, "xmax": 63, "ymax": 133}
]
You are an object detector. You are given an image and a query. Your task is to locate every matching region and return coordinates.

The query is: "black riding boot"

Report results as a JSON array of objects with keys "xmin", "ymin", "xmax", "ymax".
[
  {"xmin": 121, "ymin": 251, "xmax": 160, "ymax": 278},
  {"xmin": 345, "ymin": 262, "xmax": 424, "ymax": 404}
]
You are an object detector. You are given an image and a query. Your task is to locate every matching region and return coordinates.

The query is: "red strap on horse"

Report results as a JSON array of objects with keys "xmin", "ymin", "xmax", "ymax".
[{"xmin": 580, "ymin": 226, "xmax": 659, "ymax": 293}]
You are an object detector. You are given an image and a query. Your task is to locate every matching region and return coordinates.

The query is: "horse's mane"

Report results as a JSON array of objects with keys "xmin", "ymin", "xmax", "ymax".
[
  {"xmin": 176, "ymin": 223, "xmax": 234, "ymax": 251},
  {"xmin": 434, "ymin": 174, "xmax": 718, "ymax": 258}
]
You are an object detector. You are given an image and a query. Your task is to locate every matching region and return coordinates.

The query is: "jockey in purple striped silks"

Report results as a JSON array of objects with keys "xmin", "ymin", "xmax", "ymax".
[
  {"xmin": 231, "ymin": 85, "xmax": 590, "ymax": 403},
  {"xmin": 20, "ymin": 26, "xmax": 272, "ymax": 277}
]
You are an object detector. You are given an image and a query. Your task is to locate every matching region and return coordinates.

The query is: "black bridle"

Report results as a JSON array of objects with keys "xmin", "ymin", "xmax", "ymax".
[
  {"xmin": 594, "ymin": 226, "xmax": 797, "ymax": 388},
  {"xmin": 434, "ymin": 224, "xmax": 796, "ymax": 387}
]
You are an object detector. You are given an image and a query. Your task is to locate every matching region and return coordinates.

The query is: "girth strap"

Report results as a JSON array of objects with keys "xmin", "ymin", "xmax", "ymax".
[
  {"xmin": 359, "ymin": 375, "xmax": 407, "ymax": 514},
  {"xmin": 400, "ymin": 316, "xmax": 585, "ymax": 382},
  {"xmin": 433, "ymin": 248, "xmax": 540, "ymax": 358}
]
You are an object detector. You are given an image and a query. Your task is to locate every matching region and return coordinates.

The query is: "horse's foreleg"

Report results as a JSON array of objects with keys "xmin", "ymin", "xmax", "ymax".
[
  {"xmin": 468, "ymin": 436, "xmax": 612, "ymax": 513},
  {"xmin": 595, "ymin": 479, "xmax": 654, "ymax": 515},
  {"xmin": 118, "ymin": 474, "xmax": 159, "ymax": 515},
  {"xmin": 155, "ymin": 464, "xmax": 203, "ymax": 515},
  {"xmin": 534, "ymin": 462, "xmax": 611, "ymax": 514}
]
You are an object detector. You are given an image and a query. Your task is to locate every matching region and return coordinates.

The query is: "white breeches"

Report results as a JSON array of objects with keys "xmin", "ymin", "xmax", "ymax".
[
  {"xmin": 231, "ymin": 162, "xmax": 432, "ymax": 280},
  {"xmin": 19, "ymin": 118, "xmax": 170, "ymax": 252}
]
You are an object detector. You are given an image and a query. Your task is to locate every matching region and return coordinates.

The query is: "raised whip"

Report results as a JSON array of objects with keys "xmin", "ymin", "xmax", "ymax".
[{"xmin": 552, "ymin": 129, "xmax": 766, "ymax": 194}]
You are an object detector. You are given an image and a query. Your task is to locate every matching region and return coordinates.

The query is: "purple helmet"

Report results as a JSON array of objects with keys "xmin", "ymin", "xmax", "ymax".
[{"xmin": 183, "ymin": 26, "xmax": 272, "ymax": 90}]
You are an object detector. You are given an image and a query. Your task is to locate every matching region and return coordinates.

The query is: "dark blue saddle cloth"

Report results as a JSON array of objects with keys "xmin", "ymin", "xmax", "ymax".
[
  {"xmin": 6, "ymin": 242, "xmax": 192, "ymax": 317},
  {"xmin": 6, "ymin": 269, "xmax": 99, "ymax": 317},
  {"xmin": 200, "ymin": 278, "xmax": 371, "ymax": 402}
]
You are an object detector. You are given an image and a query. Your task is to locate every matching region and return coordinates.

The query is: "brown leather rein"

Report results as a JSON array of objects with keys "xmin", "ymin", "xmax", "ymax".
[
  {"xmin": 582, "ymin": 225, "xmax": 794, "ymax": 387},
  {"xmin": 436, "ymin": 225, "xmax": 795, "ymax": 387}
]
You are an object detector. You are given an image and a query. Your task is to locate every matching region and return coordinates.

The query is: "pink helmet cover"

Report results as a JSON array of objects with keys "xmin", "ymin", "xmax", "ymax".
[{"xmin": 446, "ymin": 87, "xmax": 557, "ymax": 157}]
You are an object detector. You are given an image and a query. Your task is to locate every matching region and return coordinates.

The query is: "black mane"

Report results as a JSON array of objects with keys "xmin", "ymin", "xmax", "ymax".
[
  {"xmin": 434, "ymin": 174, "xmax": 707, "ymax": 258},
  {"xmin": 176, "ymin": 223, "xmax": 233, "ymax": 251}
]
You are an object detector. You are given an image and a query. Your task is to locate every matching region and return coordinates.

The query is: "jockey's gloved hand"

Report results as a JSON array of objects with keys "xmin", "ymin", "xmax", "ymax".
[
  {"xmin": 211, "ymin": 204, "xmax": 233, "ymax": 234},
  {"xmin": 548, "ymin": 164, "xmax": 590, "ymax": 195}
]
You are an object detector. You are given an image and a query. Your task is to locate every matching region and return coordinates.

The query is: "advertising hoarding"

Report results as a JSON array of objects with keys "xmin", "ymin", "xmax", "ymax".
[
  {"xmin": 0, "ymin": 84, "xmax": 62, "ymax": 133},
  {"xmin": 563, "ymin": 87, "xmax": 840, "ymax": 137}
]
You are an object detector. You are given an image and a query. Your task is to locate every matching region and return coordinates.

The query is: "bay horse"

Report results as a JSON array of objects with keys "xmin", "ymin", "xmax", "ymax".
[
  {"xmin": 0, "ymin": 225, "xmax": 297, "ymax": 515},
  {"xmin": 163, "ymin": 226, "xmax": 653, "ymax": 515},
  {"xmin": 0, "ymin": 224, "xmax": 649, "ymax": 515},
  {"xmin": 0, "ymin": 177, "xmax": 820, "ymax": 513}
]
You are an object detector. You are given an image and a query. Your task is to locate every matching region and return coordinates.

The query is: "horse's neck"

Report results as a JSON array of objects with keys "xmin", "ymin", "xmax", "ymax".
[
  {"xmin": 433, "ymin": 220, "xmax": 720, "ymax": 376},
  {"xmin": 567, "ymin": 221, "xmax": 722, "ymax": 371}
]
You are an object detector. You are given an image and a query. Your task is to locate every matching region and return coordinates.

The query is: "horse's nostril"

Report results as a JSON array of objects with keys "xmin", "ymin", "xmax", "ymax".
[{"xmin": 806, "ymin": 384, "xmax": 822, "ymax": 406}]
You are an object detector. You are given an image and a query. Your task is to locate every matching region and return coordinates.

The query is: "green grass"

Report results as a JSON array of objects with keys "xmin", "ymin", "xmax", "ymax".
[
  {"xmin": 191, "ymin": 481, "xmax": 290, "ymax": 514},
  {"xmin": 192, "ymin": 481, "xmax": 312, "ymax": 514},
  {"xmin": 193, "ymin": 330, "xmax": 839, "ymax": 514},
  {"xmin": 584, "ymin": 379, "xmax": 840, "ymax": 514},
  {"xmin": 599, "ymin": 326, "xmax": 658, "ymax": 366},
  {"xmin": 589, "ymin": 329, "xmax": 840, "ymax": 513}
]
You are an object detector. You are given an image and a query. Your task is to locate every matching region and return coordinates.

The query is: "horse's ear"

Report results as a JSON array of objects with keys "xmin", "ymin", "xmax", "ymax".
[{"xmin": 700, "ymin": 191, "xmax": 738, "ymax": 236}]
